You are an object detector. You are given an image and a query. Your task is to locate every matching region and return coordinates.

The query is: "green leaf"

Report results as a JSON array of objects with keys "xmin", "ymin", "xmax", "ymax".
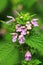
[
  {"xmin": 37, "ymin": 0, "xmax": 43, "ymax": 14},
  {"xmin": 0, "ymin": 43, "xmax": 20, "ymax": 65},
  {"xmin": 22, "ymin": 59, "xmax": 41, "ymax": 65},
  {"xmin": 0, "ymin": 33, "xmax": 21, "ymax": 65},
  {"xmin": 28, "ymin": 59, "xmax": 41, "ymax": 65},
  {"xmin": 16, "ymin": 13, "xmax": 31, "ymax": 25},
  {"xmin": 22, "ymin": 0, "xmax": 37, "ymax": 8},
  {"xmin": 11, "ymin": 0, "xmax": 21, "ymax": 5},
  {"xmin": 25, "ymin": 27, "xmax": 43, "ymax": 55}
]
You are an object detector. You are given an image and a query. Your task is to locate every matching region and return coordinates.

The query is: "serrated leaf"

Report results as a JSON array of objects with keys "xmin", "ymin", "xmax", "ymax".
[
  {"xmin": 28, "ymin": 59, "xmax": 41, "ymax": 65},
  {"xmin": 16, "ymin": 13, "xmax": 31, "ymax": 25},
  {"xmin": 0, "ymin": 32, "xmax": 21, "ymax": 65},
  {"xmin": 0, "ymin": 41, "xmax": 21, "ymax": 65},
  {"xmin": 25, "ymin": 27, "xmax": 43, "ymax": 55}
]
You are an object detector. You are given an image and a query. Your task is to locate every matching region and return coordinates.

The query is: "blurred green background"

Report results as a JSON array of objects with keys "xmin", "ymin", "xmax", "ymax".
[{"xmin": 0, "ymin": 0, "xmax": 43, "ymax": 21}]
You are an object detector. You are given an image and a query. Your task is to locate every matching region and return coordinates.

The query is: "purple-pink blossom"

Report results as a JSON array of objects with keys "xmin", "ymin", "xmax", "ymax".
[
  {"xmin": 25, "ymin": 51, "xmax": 32, "ymax": 61},
  {"xmin": 21, "ymin": 26, "xmax": 27, "ymax": 35},
  {"xmin": 16, "ymin": 24, "xmax": 22, "ymax": 32},
  {"xmin": 26, "ymin": 21, "xmax": 32, "ymax": 30},
  {"xmin": 31, "ymin": 19, "xmax": 38, "ymax": 26},
  {"xmin": 6, "ymin": 16, "xmax": 15, "ymax": 24},
  {"xmin": 12, "ymin": 36, "xmax": 17, "ymax": 42},
  {"xmin": 18, "ymin": 35, "xmax": 25, "ymax": 44},
  {"xmin": 7, "ymin": 16, "xmax": 15, "ymax": 21},
  {"xmin": 11, "ymin": 33, "xmax": 18, "ymax": 42}
]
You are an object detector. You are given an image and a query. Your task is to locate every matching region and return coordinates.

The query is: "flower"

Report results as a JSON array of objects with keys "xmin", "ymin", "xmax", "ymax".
[
  {"xmin": 6, "ymin": 16, "xmax": 15, "ymax": 24},
  {"xmin": 25, "ymin": 51, "xmax": 32, "ymax": 61},
  {"xmin": 16, "ymin": 24, "xmax": 22, "ymax": 32},
  {"xmin": 21, "ymin": 26, "xmax": 27, "ymax": 35},
  {"xmin": 6, "ymin": 20, "xmax": 13, "ymax": 24},
  {"xmin": 7, "ymin": 16, "xmax": 15, "ymax": 21},
  {"xmin": 26, "ymin": 21, "xmax": 32, "ymax": 30},
  {"xmin": 31, "ymin": 19, "xmax": 38, "ymax": 26},
  {"xmin": 11, "ymin": 33, "xmax": 18, "ymax": 42},
  {"xmin": 12, "ymin": 36, "xmax": 17, "ymax": 42},
  {"xmin": 18, "ymin": 35, "xmax": 25, "ymax": 44}
]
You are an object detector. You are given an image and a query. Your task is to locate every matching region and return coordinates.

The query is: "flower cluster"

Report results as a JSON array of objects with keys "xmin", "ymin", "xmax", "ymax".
[
  {"xmin": 10, "ymin": 18, "xmax": 38, "ymax": 44},
  {"xmin": 6, "ymin": 15, "xmax": 38, "ymax": 61}
]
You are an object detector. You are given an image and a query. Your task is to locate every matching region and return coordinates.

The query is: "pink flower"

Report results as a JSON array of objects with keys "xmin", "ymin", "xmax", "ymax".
[
  {"xmin": 6, "ymin": 16, "xmax": 15, "ymax": 24},
  {"xmin": 18, "ymin": 35, "xmax": 25, "ymax": 44},
  {"xmin": 31, "ymin": 19, "xmax": 38, "ymax": 26},
  {"xmin": 12, "ymin": 36, "xmax": 17, "ymax": 42},
  {"xmin": 11, "ymin": 33, "xmax": 18, "ymax": 42},
  {"xmin": 26, "ymin": 21, "xmax": 32, "ymax": 30},
  {"xmin": 7, "ymin": 16, "xmax": 15, "ymax": 21},
  {"xmin": 25, "ymin": 51, "xmax": 32, "ymax": 61},
  {"xmin": 21, "ymin": 26, "xmax": 27, "ymax": 35},
  {"xmin": 16, "ymin": 24, "xmax": 22, "ymax": 32}
]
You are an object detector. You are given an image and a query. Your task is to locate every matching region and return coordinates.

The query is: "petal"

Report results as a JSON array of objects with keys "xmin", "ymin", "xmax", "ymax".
[
  {"xmin": 16, "ymin": 24, "xmax": 22, "ymax": 32},
  {"xmin": 21, "ymin": 31, "xmax": 26, "ymax": 35},
  {"xmin": 11, "ymin": 33, "xmax": 18, "ymax": 37},
  {"xmin": 7, "ymin": 16, "xmax": 14, "ymax": 18},
  {"xmin": 16, "ymin": 28, "xmax": 22, "ymax": 32},
  {"xmin": 18, "ymin": 35, "xmax": 25, "ymax": 44},
  {"xmin": 18, "ymin": 35, "xmax": 24, "ymax": 40},
  {"xmin": 16, "ymin": 24, "xmax": 21, "ymax": 29},
  {"xmin": 25, "ymin": 51, "xmax": 31, "ymax": 57},
  {"xmin": 26, "ymin": 24, "xmax": 32, "ymax": 30},
  {"xmin": 6, "ymin": 20, "xmax": 12, "ymax": 24},
  {"xmin": 31, "ymin": 19, "xmax": 38, "ymax": 26},
  {"xmin": 25, "ymin": 57, "xmax": 31, "ymax": 61},
  {"xmin": 12, "ymin": 37, "xmax": 17, "ymax": 42},
  {"xmin": 6, "ymin": 16, "xmax": 15, "ymax": 24},
  {"xmin": 19, "ymin": 39, "xmax": 24, "ymax": 44},
  {"xmin": 11, "ymin": 33, "xmax": 18, "ymax": 41},
  {"xmin": 25, "ymin": 51, "xmax": 32, "ymax": 61},
  {"xmin": 21, "ymin": 26, "xmax": 27, "ymax": 32},
  {"xmin": 26, "ymin": 21, "xmax": 30, "ymax": 26},
  {"xmin": 25, "ymin": 57, "xmax": 29, "ymax": 61},
  {"xmin": 7, "ymin": 16, "xmax": 15, "ymax": 21},
  {"xmin": 26, "ymin": 21, "xmax": 32, "ymax": 30}
]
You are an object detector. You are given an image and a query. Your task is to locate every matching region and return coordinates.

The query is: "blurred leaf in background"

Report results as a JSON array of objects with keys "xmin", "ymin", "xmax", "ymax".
[
  {"xmin": 0, "ymin": 0, "xmax": 8, "ymax": 13},
  {"xmin": 37, "ymin": 0, "xmax": 43, "ymax": 16},
  {"xmin": 21, "ymin": 0, "xmax": 37, "ymax": 9}
]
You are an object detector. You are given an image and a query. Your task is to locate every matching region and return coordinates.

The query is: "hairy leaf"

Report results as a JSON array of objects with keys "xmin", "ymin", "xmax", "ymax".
[{"xmin": 25, "ymin": 27, "xmax": 43, "ymax": 55}]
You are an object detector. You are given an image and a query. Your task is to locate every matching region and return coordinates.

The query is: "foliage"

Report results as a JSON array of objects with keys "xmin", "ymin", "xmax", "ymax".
[
  {"xmin": 0, "ymin": 12, "xmax": 43, "ymax": 65},
  {"xmin": 22, "ymin": 59, "xmax": 41, "ymax": 65},
  {"xmin": 0, "ymin": 0, "xmax": 43, "ymax": 65}
]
